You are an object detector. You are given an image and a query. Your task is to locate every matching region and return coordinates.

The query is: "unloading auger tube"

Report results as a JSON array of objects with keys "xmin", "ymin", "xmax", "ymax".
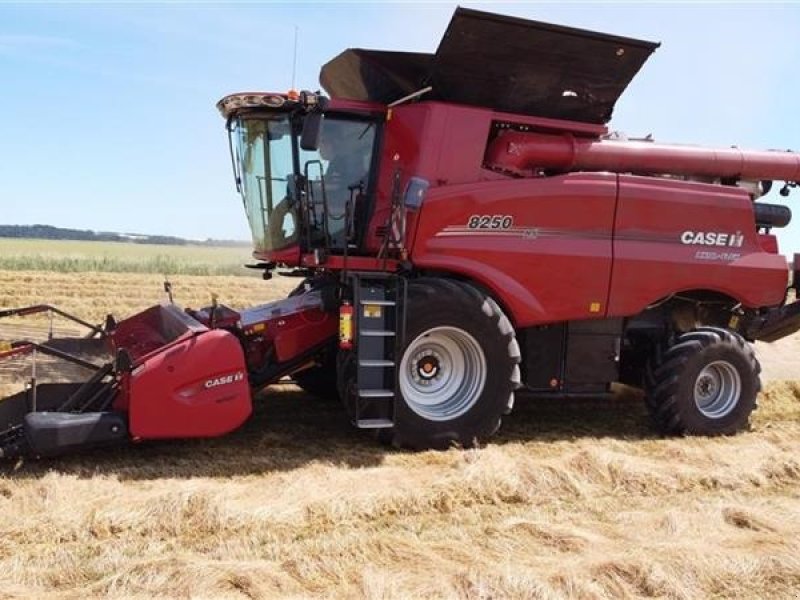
[{"xmin": 485, "ymin": 130, "xmax": 800, "ymax": 185}]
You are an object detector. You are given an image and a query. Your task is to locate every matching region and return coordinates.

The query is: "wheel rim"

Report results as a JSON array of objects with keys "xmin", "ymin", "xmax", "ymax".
[
  {"xmin": 399, "ymin": 326, "xmax": 487, "ymax": 421},
  {"xmin": 693, "ymin": 360, "xmax": 741, "ymax": 419}
]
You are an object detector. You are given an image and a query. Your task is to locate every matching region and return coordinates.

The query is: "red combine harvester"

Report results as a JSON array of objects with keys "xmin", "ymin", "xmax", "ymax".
[{"xmin": 2, "ymin": 8, "xmax": 799, "ymax": 457}]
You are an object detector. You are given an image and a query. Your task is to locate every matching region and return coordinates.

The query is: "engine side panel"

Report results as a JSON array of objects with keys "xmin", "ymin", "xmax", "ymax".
[
  {"xmin": 410, "ymin": 173, "xmax": 618, "ymax": 326},
  {"xmin": 609, "ymin": 176, "xmax": 788, "ymax": 313},
  {"xmin": 522, "ymin": 318, "xmax": 622, "ymax": 393}
]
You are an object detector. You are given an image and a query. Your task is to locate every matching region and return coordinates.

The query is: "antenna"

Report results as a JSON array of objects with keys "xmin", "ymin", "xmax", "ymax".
[{"xmin": 291, "ymin": 25, "xmax": 299, "ymax": 91}]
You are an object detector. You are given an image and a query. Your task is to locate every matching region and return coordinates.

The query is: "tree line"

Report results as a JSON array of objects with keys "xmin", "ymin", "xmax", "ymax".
[{"xmin": 0, "ymin": 225, "xmax": 248, "ymax": 247}]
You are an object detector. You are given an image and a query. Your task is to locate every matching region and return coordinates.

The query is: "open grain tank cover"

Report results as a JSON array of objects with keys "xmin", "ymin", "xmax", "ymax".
[{"xmin": 320, "ymin": 7, "xmax": 660, "ymax": 124}]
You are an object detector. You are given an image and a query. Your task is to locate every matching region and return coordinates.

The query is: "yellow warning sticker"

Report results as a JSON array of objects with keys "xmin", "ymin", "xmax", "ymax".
[
  {"xmin": 589, "ymin": 302, "xmax": 601, "ymax": 313},
  {"xmin": 363, "ymin": 304, "xmax": 383, "ymax": 319}
]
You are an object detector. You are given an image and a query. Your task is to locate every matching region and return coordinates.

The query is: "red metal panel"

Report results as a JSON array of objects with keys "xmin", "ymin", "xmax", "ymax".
[
  {"xmin": 759, "ymin": 234, "xmax": 779, "ymax": 254},
  {"xmin": 364, "ymin": 104, "xmax": 431, "ymax": 253},
  {"xmin": 270, "ymin": 309, "xmax": 336, "ymax": 363},
  {"xmin": 127, "ymin": 329, "xmax": 251, "ymax": 439},
  {"xmin": 366, "ymin": 103, "xmax": 495, "ymax": 253},
  {"xmin": 238, "ymin": 294, "xmax": 338, "ymax": 364},
  {"xmin": 609, "ymin": 176, "xmax": 788, "ymax": 314},
  {"xmin": 431, "ymin": 103, "xmax": 494, "ymax": 186},
  {"xmin": 411, "ymin": 173, "xmax": 617, "ymax": 326}
]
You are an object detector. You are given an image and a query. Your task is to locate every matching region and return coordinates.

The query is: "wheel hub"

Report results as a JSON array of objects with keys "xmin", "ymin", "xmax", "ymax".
[
  {"xmin": 399, "ymin": 326, "xmax": 487, "ymax": 421},
  {"xmin": 693, "ymin": 360, "xmax": 741, "ymax": 419},
  {"xmin": 413, "ymin": 352, "xmax": 442, "ymax": 382},
  {"xmin": 695, "ymin": 372, "xmax": 720, "ymax": 399}
]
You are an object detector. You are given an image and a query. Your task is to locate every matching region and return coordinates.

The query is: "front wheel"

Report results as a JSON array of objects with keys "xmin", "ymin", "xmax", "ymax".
[
  {"xmin": 384, "ymin": 279, "xmax": 520, "ymax": 450},
  {"xmin": 645, "ymin": 327, "xmax": 761, "ymax": 435}
]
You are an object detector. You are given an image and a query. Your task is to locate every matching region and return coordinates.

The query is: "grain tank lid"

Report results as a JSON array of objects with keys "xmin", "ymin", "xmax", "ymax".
[
  {"xmin": 320, "ymin": 49, "xmax": 433, "ymax": 107},
  {"xmin": 319, "ymin": 7, "xmax": 660, "ymax": 124}
]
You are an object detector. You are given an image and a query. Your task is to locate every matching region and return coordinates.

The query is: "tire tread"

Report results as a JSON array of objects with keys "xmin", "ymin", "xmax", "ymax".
[
  {"xmin": 384, "ymin": 278, "xmax": 520, "ymax": 450},
  {"xmin": 645, "ymin": 327, "xmax": 760, "ymax": 436}
]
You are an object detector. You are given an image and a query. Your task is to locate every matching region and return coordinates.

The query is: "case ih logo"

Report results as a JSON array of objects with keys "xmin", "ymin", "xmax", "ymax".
[
  {"xmin": 680, "ymin": 231, "xmax": 744, "ymax": 248},
  {"xmin": 204, "ymin": 372, "xmax": 245, "ymax": 389}
]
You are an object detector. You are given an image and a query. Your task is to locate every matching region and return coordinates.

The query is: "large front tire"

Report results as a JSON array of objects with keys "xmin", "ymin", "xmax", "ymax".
[
  {"xmin": 385, "ymin": 279, "xmax": 520, "ymax": 450},
  {"xmin": 645, "ymin": 327, "xmax": 760, "ymax": 435}
]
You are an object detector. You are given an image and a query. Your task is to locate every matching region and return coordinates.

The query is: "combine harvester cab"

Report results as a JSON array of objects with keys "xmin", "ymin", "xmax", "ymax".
[{"xmin": 0, "ymin": 302, "xmax": 252, "ymax": 458}]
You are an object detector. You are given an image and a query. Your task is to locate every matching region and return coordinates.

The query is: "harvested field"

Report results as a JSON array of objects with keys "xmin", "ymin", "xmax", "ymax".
[
  {"xmin": 1, "ymin": 266, "xmax": 799, "ymax": 599},
  {"xmin": 0, "ymin": 270, "xmax": 296, "ymax": 324}
]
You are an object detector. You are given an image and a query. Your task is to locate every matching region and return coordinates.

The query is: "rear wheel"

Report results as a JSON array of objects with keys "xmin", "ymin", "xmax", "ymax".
[
  {"xmin": 384, "ymin": 279, "xmax": 520, "ymax": 450},
  {"xmin": 645, "ymin": 327, "xmax": 760, "ymax": 435}
]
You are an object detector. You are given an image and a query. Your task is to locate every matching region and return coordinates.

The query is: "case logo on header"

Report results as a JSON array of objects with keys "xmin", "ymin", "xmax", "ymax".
[
  {"xmin": 204, "ymin": 372, "xmax": 245, "ymax": 389},
  {"xmin": 680, "ymin": 230, "xmax": 744, "ymax": 247}
]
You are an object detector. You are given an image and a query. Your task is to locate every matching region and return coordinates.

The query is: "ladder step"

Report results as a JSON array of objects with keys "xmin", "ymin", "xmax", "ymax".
[
  {"xmin": 356, "ymin": 418, "xmax": 394, "ymax": 429},
  {"xmin": 361, "ymin": 330, "xmax": 395, "ymax": 337},
  {"xmin": 359, "ymin": 359, "xmax": 395, "ymax": 368},
  {"xmin": 359, "ymin": 389, "xmax": 394, "ymax": 398},
  {"xmin": 353, "ymin": 274, "xmax": 402, "ymax": 432}
]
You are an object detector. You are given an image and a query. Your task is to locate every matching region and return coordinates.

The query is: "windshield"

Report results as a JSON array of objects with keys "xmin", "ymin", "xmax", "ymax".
[
  {"xmin": 232, "ymin": 114, "xmax": 376, "ymax": 254},
  {"xmin": 234, "ymin": 116, "xmax": 297, "ymax": 252}
]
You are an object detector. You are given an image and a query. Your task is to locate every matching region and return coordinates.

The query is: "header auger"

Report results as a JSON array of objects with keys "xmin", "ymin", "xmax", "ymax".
[{"xmin": 1, "ymin": 7, "xmax": 799, "ymax": 458}]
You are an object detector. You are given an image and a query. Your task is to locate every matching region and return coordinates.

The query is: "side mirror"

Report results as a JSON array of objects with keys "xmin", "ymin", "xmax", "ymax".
[{"xmin": 300, "ymin": 112, "xmax": 324, "ymax": 151}]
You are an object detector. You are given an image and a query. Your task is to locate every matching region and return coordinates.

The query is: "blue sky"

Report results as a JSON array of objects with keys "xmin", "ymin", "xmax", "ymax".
[{"xmin": 1, "ymin": 2, "xmax": 799, "ymax": 250}]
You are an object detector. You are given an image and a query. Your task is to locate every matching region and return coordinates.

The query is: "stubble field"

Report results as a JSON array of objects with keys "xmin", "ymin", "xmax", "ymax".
[{"xmin": 1, "ymin": 241, "xmax": 799, "ymax": 599}]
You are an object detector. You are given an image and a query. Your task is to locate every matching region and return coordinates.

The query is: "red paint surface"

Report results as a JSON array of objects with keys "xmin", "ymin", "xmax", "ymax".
[
  {"xmin": 485, "ymin": 130, "xmax": 800, "ymax": 181},
  {"xmin": 759, "ymin": 234, "xmax": 779, "ymax": 254},
  {"xmin": 410, "ymin": 170, "xmax": 788, "ymax": 325},
  {"xmin": 609, "ymin": 176, "xmax": 788, "ymax": 313},
  {"xmin": 110, "ymin": 304, "xmax": 201, "ymax": 362},
  {"xmin": 411, "ymin": 173, "xmax": 617, "ymax": 325},
  {"xmin": 238, "ymin": 294, "xmax": 336, "ymax": 363},
  {"xmin": 126, "ymin": 329, "xmax": 251, "ymax": 439}
]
